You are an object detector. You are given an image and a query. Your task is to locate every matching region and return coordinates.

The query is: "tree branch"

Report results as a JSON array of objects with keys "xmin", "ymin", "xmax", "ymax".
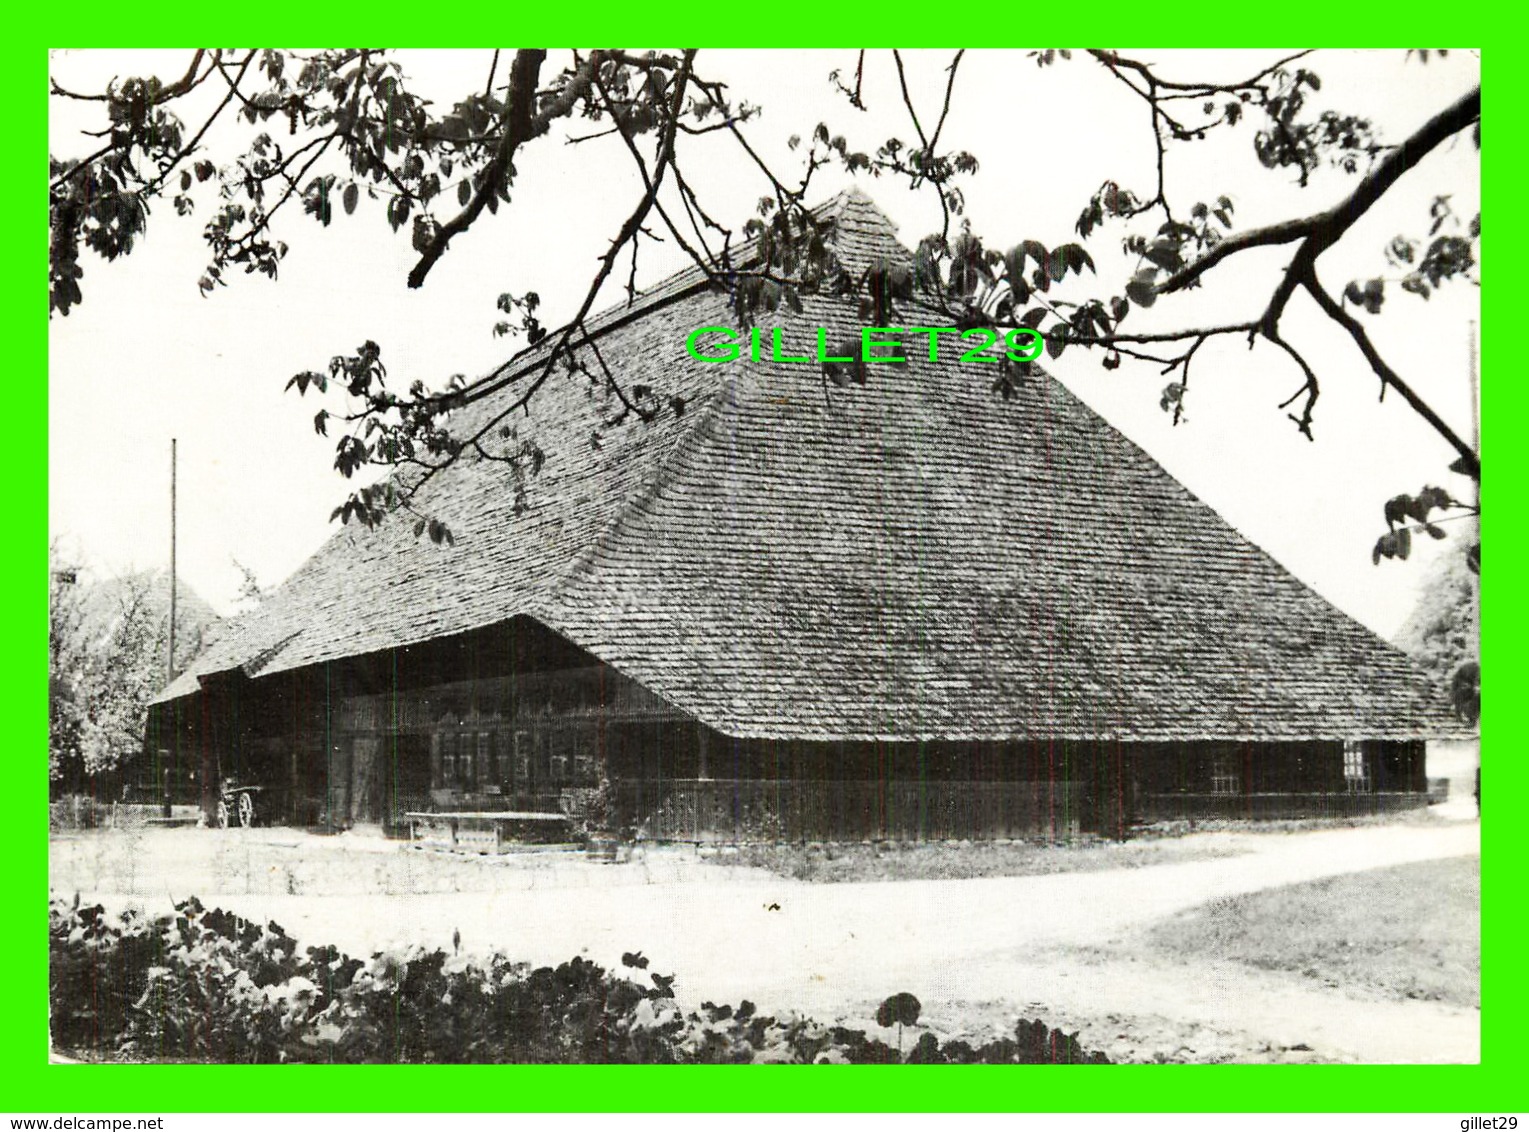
[
  {"xmin": 406, "ymin": 49, "xmax": 585, "ymax": 289},
  {"xmin": 891, "ymin": 50, "xmax": 929, "ymax": 150},
  {"xmin": 1303, "ymin": 267, "xmax": 1479, "ymax": 477},
  {"xmin": 395, "ymin": 52, "xmax": 699, "ymax": 502},
  {"xmin": 142, "ymin": 52, "xmax": 257, "ymax": 197},
  {"xmin": 1265, "ymin": 330, "xmax": 1320, "ymax": 440},
  {"xmin": 1087, "ymin": 49, "xmax": 1314, "ymax": 96},
  {"xmin": 1161, "ymin": 83, "xmax": 1481, "ymax": 297},
  {"xmin": 926, "ymin": 50, "xmax": 966, "ymax": 154}
]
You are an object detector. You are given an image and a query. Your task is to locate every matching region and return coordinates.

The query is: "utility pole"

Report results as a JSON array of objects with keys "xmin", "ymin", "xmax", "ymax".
[
  {"xmin": 165, "ymin": 437, "xmax": 178, "ymax": 820},
  {"xmin": 168, "ymin": 438, "xmax": 177, "ymax": 684}
]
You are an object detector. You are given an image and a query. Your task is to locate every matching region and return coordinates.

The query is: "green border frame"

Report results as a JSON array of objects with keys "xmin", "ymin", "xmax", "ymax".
[{"xmin": 21, "ymin": 25, "xmax": 1517, "ymax": 1114}]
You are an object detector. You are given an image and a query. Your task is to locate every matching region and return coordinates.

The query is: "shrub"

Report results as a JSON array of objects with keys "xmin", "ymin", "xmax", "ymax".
[{"xmin": 48, "ymin": 895, "xmax": 1111, "ymax": 1065}]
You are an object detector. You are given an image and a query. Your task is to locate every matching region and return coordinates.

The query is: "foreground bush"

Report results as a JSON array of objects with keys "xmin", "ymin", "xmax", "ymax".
[{"xmin": 49, "ymin": 895, "xmax": 1110, "ymax": 1064}]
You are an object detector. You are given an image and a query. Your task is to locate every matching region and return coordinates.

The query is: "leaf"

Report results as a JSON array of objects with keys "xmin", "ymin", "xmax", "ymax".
[
  {"xmin": 458, "ymin": 179, "xmax": 472, "ymax": 207},
  {"xmin": 1063, "ymin": 243, "xmax": 1095, "ymax": 274},
  {"xmin": 342, "ymin": 182, "xmax": 358, "ymax": 216},
  {"xmin": 1143, "ymin": 240, "xmax": 1183, "ymax": 272},
  {"xmin": 875, "ymin": 992, "xmax": 922, "ymax": 1029},
  {"xmin": 1125, "ymin": 277, "xmax": 1157, "ymax": 309},
  {"xmin": 1110, "ymin": 296, "xmax": 1129, "ymax": 322},
  {"xmin": 387, "ymin": 195, "xmax": 411, "ymax": 233},
  {"xmin": 1372, "ymin": 527, "xmax": 1412, "ymax": 563}
]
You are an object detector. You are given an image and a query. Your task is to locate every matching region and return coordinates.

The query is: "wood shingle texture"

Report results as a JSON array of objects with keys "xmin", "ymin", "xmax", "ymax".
[{"xmin": 154, "ymin": 190, "xmax": 1442, "ymax": 742}]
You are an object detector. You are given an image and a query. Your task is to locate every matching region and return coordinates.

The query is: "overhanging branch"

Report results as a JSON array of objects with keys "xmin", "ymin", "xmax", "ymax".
[
  {"xmin": 1161, "ymin": 83, "xmax": 1481, "ymax": 297},
  {"xmin": 1303, "ymin": 267, "xmax": 1480, "ymax": 478}
]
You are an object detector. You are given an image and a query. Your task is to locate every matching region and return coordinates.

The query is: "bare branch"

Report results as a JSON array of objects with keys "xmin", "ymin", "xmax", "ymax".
[
  {"xmin": 891, "ymin": 50, "xmax": 929, "ymax": 150},
  {"xmin": 1303, "ymin": 268, "xmax": 1479, "ymax": 477},
  {"xmin": 926, "ymin": 50, "xmax": 966, "ymax": 153},
  {"xmin": 1265, "ymin": 331, "xmax": 1321, "ymax": 440},
  {"xmin": 1061, "ymin": 322, "xmax": 1259, "ymax": 347},
  {"xmin": 483, "ymin": 49, "xmax": 500, "ymax": 98},
  {"xmin": 1087, "ymin": 49, "xmax": 1314, "ymax": 97}
]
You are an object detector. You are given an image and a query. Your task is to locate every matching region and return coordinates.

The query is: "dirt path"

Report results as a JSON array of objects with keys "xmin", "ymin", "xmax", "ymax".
[{"xmin": 50, "ymin": 819, "xmax": 1481, "ymax": 1064}]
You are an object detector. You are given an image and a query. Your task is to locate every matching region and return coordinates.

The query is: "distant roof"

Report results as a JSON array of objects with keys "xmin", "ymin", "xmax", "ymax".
[{"xmin": 154, "ymin": 190, "xmax": 1444, "ymax": 741}]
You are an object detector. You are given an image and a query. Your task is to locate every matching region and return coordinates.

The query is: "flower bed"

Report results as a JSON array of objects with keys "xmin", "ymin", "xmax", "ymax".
[{"xmin": 49, "ymin": 894, "xmax": 1110, "ymax": 1065}]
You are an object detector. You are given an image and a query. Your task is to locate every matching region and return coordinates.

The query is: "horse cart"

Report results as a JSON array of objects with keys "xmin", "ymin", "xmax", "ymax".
[{"xmin": 215, "ymin": 780, "xmax": 265, "ymax": 828}]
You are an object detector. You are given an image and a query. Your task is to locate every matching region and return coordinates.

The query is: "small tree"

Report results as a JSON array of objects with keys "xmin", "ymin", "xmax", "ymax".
[
  {"xmin": 1394, "ymin": 534, "xmax": 1480, "ymax": 725},
  {"xmin": 48, "ymin": 556, "xmax": 215, "ymax": 797}
]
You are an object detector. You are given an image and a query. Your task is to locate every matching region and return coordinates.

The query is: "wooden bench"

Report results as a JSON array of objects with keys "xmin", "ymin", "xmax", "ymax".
[{"xmin": 405, "ymin": 810, "xmax": 575, "ymax": 852}]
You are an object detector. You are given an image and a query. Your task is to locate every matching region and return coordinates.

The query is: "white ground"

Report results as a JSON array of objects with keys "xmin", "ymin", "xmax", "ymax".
[{"xmin": 49, "ymin": 812, "xmax": 1481, "ymax": 1064}]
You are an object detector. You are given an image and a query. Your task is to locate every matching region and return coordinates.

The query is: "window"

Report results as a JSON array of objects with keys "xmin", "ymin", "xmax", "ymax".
[
  {"xmin": 496, "ymin": 733, "xmax": 512, "ymax": 786},
  {"xmin": 514, "ymin": 731, "xmax": 531, "ymax": 783},
  {"xmin": 1343, "ymin": 741, "xmax": 1370, "ymax": 792},
  {"xmin": 1210, "ymin": 753, "xmax": 1239, "ymax": 796},
  {"xmin": 460, "ymin": 738, "xmax": 475, "ymax": 788},
  {"xmin": 475, "ymin": 733, "xmax": 491, "ymax": 787},
  {"xmin": 441, "ymin": 733, "xmax": 457, "ymax": 789},
  {"xmin": 575, "ymin": 752, "xmax": 596, "ymax": 784}
]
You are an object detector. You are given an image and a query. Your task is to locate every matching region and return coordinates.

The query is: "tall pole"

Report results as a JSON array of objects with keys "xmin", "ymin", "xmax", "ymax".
[{"xmin": 169, "ymin": 438, "xmax": 177, "ymax": 683}]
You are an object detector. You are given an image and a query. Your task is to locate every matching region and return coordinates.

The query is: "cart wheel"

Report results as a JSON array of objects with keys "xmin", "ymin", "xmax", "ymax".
[
  {"xmin": 237, "ymin": 791, "xmax": 255, "ymax": 828},
  {"xmin": 216, "ymin": 798, "xmax": 231, "ymax": 829}
]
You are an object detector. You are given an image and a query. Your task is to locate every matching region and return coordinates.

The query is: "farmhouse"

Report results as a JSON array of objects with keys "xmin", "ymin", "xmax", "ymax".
[{"xmin": 145, "ymin": 191, "xmax": 1443, "ymax": 841}]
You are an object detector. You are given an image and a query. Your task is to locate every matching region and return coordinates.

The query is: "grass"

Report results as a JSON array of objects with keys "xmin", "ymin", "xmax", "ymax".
[
  {"xmin": 700, "ymin": 836, "xmax": 1246, "ymax": 883},
  {"xmin": 1147, "ymin": 856, "xmax": 1480, "ymax": 1008}
]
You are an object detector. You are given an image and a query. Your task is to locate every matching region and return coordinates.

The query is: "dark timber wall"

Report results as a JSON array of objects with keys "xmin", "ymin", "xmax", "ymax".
[{"xmin": 145, "ymin": 619, "xmax": 1431, "ymax": 840}]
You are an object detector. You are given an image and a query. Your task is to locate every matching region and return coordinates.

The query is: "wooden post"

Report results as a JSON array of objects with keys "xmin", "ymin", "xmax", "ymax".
[
  {"xmin": 168, "ymin": 438, "xmax": 177, "ymax": 684},
  {"xmin": 199, "ymin": 736, "xmax": 218, "ymax": 826}
]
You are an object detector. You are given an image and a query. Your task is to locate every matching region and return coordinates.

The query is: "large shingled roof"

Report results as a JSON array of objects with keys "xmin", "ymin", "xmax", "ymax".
[{"xmin": 154, "ymin": 190, "xmax": 1441, "ymax": 741}]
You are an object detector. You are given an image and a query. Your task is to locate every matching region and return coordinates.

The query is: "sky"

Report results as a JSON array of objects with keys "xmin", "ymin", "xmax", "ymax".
[{"xmin": 48, "ymin": 49, "xmax": 1481, "ymax": 638}]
